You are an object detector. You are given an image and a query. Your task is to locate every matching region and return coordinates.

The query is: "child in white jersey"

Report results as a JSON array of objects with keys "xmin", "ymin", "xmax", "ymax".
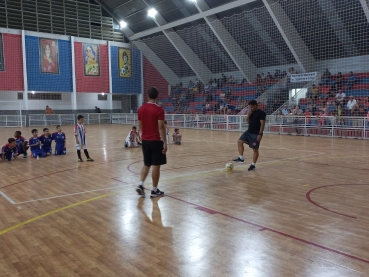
[
  {"xmin": 74, "ymin": 115, "xmax": 94, "ymax": 162},
  {"xmin": 125, "ymin": 126, "xmax": 141, "ymax": 148},
  {"xmin": 172, "ymin": 128, "xmax": 182, "ymax": 145}
]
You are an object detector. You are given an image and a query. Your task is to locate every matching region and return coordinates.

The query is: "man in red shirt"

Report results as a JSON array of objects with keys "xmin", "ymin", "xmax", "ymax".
[{"xmin": 136, "ymin": 87, "xmax": 167, "ymax": 197}]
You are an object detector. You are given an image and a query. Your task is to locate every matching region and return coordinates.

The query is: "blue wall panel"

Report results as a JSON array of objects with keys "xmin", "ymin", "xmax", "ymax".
[
  {"xmin": 26, "ymin": 36, "xmax": 73, "ymax": 92},
  {"xmin": 111, "ymin": 47, "xmax": 142, "ymax": 94}
]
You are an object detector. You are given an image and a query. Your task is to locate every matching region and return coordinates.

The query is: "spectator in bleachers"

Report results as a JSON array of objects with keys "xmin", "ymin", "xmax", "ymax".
[
  {"xmin": 346, "ymin": 71, "xmax": 356, "ymax": 90},
  {"xmin": 335, "ymin": 72, "xmax": 343, "ymax": 88},
  {"xmin": 282, "ymin": 105, "xmax": 288, "ymax": 115},
  {"xmin": 320, "ymin": 69, "xmax": 331, "ymax": 85},
  {"xmin": 356, "ymin": 99, "xmax": 364, "ymax": 110},
  {"xmin": 304, "ymin": 108, "xmax": 312, "ymax": 124},
  {"xmin": 214, "ymin": 102, "xmax": 220, "ymax": 114},
  {"xmin": 221, "ymin": 74, "xmax": 227, "ymax": 86},
  {"xmin": 228, "ymin": 76, "xmax": 235, "ymax": 85},
  {"xmin": 219, "ymin": 91, "xmax": 225, "ymax": 101},
  {"xmin": 188, "ymin": 80, "xmax": 194, "ymax": 89},
  {"xmin": 296, "ymin": 105, "xmax": 303, "ymax": 115},
  {"xmin": 266, "ymin": 72, "xmax": 273, "ymax": 80},
  {"xmin": 365, "ymin": 96, "xmax": 369, "ymax": 108},
  {"xmin": 236, "ymin": 97, "xmax": 243, "ymax": 111},
  {"xmin": 282, "ymin": 71, "xmax": 288, "ymax": 78},
  {"xmin": 310, "ymin": 84, "xmax": 319, "ymax": 99},
  {"xmin": 241, "ymin": 78, "xmax": 247, "ymax": 84},
  {"xmin": 206, "ymin": 92, "xmax": 213, "ymax": 103},
  {"xmin": 274, "ymin": 70, "xmax": 281, "ymax": 79},
  {"xmin": 211, "ymin": 79, "xmax": 217, "ymax": 87},
  {"xmin": 329, "ymin": 83, "xmax": 339, "ymax": 97},
  {"xmin": 328, "ymin": 102, "xmax": 337, "ymax": 115},
  {"xmin": 179, "ymin": 82, "xmax": 183, "ymax": 88},
  {"xmin": 276, "ymin": 110, "xmax": 283, "ymax": 124},
  {"xmin": 225, "ymin": 87, "xmax": 232, "ymax": 101},
  {"xmin": 256, "ymin": 74, "xmax": 263, "ymax": 89},
  {"xmin": 359, "ymin": 107, "xmax": 366, "ymax": 117},
  {"xmin": 335, "ymin": 89, "xmax": 346, "ymax": 106},
  {"xmin": 291, "ymin": 67, "xmax": 297, "ymax": 74},
  {"xmin": 320, "ymin": 103, "xmax": 328, "ymax": 114},
  {"xmin": 226, "ymin": 107, "xmax": 232, "ymax": 115},
  {"xmin": 205, "ymin": 102, "xmax": 211, "ymax": 110},
  {"xmin": 95, "ymin": 106, "xmax": 101, "ymax": 113},
  {"xmin": 346, "ymin": 95, "xmax": 356, "ymax": 111}
]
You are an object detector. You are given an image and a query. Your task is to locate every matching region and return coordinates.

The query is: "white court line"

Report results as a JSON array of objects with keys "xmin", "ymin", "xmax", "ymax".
[
  {"xmin": 139, "ymin": 152, "xmax": 325, "ymax": 185},
  {"xmin": 13, "ymin": 152, "xmax": 325, "ymax": 205},
  {"xmin": 183, "ymin": 138, "xmax": 324, "ymax": 153},
  {"xmin": 0, "ymin": 190, "xmax": 16, "ymax": 204},
  {"xmin": 15, "ymin": 183, "xmax": 132, "ymax": 205}
]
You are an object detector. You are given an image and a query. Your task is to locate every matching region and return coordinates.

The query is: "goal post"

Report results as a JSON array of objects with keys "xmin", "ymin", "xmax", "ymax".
[{"xmin": 0, "ymin": 100, "xmax": 24, "ymax": 127}]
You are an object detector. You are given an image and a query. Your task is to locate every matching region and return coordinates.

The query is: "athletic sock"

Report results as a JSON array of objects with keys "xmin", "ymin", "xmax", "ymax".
[
  {"xmin": 77, "ymin": 150, "xmax": 82, "ymax": 159},
  {"xmin": 84, "ymin": 149, "xmax": 90, "ymax": 159},
  {"xmin": 251, "ymin": 162, "xmax": 255, "ymax": 166},
  {"xmin": 138, "ymin": 181, "xmax": 144, "ymax": 187},
  {"xmin": 152, "ymin": 187, "xmax": 158, "ymax": 192},
  {"xmin": 239, "ymin": 155, "xmax": 244, "ymax": 160}
]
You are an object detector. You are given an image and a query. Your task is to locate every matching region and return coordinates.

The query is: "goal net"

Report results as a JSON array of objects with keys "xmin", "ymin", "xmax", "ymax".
[{"xmin": 0, "ymin": 100, "xmax": 25, "ymax": 127}]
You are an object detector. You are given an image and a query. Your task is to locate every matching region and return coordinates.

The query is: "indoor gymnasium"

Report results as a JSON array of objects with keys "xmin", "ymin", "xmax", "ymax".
[{"xmin": 0, "ymin": 0, "xmax": 369, "ymax": 276}]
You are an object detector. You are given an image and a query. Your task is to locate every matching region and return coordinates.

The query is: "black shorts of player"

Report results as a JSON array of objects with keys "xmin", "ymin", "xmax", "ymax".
[
  {"xmin": 239, "ymin": 131, "xmax": 260, "ymax": 149},
  {"xmin": 142, "ymin": 140, "xmax": 167, "ymax": 166}
]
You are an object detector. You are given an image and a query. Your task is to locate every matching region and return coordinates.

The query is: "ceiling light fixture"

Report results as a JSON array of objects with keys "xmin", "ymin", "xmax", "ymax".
[
  {"xmin": 120, "ymin": 21, "xmax": 127, "ymax": 28},
  {"xmin": 148, "ymin": 8, "xmax": 157, "ymax": 18}
]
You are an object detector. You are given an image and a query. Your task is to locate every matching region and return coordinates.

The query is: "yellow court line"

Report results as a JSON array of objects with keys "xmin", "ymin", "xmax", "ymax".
[
  {"xmin": 0, "ymin": 191, "xmax": 119, "ymax": 236},
  {"xmin": 0, "ymin": 152, "xmax": 328, "ymax": 236}
]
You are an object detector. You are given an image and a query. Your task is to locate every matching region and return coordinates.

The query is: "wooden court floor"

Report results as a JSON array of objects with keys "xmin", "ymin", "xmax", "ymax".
[{"xmin": 0, "ymin": 125, "xmax": 369, "ymax": 277}]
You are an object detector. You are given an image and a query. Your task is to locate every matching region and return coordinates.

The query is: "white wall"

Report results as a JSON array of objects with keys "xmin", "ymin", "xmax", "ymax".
[{"xmin": 0, "ymin": 91, "xmax": 122, "ymax": 110}]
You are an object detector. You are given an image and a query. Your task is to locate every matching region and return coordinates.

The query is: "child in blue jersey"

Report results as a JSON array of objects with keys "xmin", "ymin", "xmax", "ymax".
[
  {"xmin": 1, "ymin": 138, "xmax": 18, "ymax": 161},
  {"xmin": 29, "ymin": 129, "xmax": 46, "ymax": 159},
  {"xmin": 40, "ymin": 128, "xmax": 53, "ymax": 156},
  {"xmin": 52, "ymin": 125, "xmax": 66, "ymax": 155},
  {"xmin": 74, "ymin": 115, "xmax": 94, "ymax": 162},
  {"xmin": 14, "ymin": 131, "xmax": 28, "ymax": 158}
]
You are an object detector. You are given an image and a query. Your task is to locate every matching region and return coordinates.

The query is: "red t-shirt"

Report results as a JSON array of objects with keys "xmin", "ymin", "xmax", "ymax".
[{"xmin": 138, "ymin": 102, "xmax": 165, "ymax": 141}]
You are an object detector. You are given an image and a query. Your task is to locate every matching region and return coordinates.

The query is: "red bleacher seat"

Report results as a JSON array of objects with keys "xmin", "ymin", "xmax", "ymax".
[
  {"xmin": 320, "ymin": 87, "xmax": 330, "ymax": 93},
  {"xmin": 300, "ymin": 98, "xmax": 308, "ymax": 104},
  {"xmin": 352, "ymin": 84, "xmax": 369, "ymax": 90}
]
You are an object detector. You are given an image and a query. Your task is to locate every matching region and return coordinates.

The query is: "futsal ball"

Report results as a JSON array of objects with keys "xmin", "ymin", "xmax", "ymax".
[{"xmin": 225, "ymin": 162, "xmax": 233, "ymax": 172}]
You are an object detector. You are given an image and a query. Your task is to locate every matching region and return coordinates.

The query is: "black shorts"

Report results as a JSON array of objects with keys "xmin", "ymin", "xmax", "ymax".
[
  {"xmin": 239, "ymin": 131, "xmax": 260, "ymax": 149},
  {"xmin": 142, "ymin": 140, "xmax": 167, "ymax": 166}
]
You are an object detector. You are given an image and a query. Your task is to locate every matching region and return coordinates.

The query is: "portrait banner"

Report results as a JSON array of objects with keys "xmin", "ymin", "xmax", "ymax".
[
  {"xmin": 119, "ymin": 48, "xmax": 132, "ymax": 78},
  {"xmin": 83, "ymin": 43, "xmax": 100, "ymax": 76},
  {"xmin": 0, "ymin": 34, "xmax": 4, "ymax": 71},
  {"xmin": 39, "ymin": 38, "xmax": 59, "ymax": 74}
]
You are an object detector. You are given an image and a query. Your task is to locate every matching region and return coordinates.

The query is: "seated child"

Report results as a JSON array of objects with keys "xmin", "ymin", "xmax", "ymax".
[
  {"xmin": 125, "ymin": 126, "xmax": 140, "ymax": 148},
  {"xmin": 40, "ymin": 128, "xmax": 53, "ymax": 156},
  {"xmin": 164, "ymin": 120, "xmax": 170, "ymax": 143},
  {"xmin": 52, "ymin": 125, "xmax": 66, "ymax": 155},
  {"xmin": 172, "ymin": 128, "xmax": 182, "ymax": 145},
  {"xmin": 1, "ymin": 138, "xmax": 18, "ymax": 161},
  {"xmin": 29, "ymin": 129, "xmax": 46, "ymax": 159},
  {"xmin": 14, "ymin": 131, "xmax": 28, "ymax": 158}
]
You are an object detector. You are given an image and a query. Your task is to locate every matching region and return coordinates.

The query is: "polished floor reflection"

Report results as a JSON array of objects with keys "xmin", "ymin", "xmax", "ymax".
[{"xmin": 0, "ymin": 125, "xmax": 368, "ymax": 276}]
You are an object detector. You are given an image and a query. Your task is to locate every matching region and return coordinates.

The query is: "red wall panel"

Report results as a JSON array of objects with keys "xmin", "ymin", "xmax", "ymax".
[
  {"xmin": 74, "ymin": 42, "xmax": 109, "ymax": 93},
  {"xmin": 0, "ymin": 34, "xmax": 24, "ymax": 91},
  {"xmin": 143, "ymin": 56, "xmax": 168, "ymax": 99}
]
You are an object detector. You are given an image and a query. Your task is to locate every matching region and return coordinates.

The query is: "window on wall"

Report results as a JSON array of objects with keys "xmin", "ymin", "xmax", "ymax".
[
  {"xmin": 26, "ymin": 93, "xmax": 62, "ymax": 100},
  {"xmin": 112, "ymin": 95, "xmax": 125, "ymax": 101},
  {"xmin": 98, "ymin": 94, "xmax": 107, "ymax": 100}
]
